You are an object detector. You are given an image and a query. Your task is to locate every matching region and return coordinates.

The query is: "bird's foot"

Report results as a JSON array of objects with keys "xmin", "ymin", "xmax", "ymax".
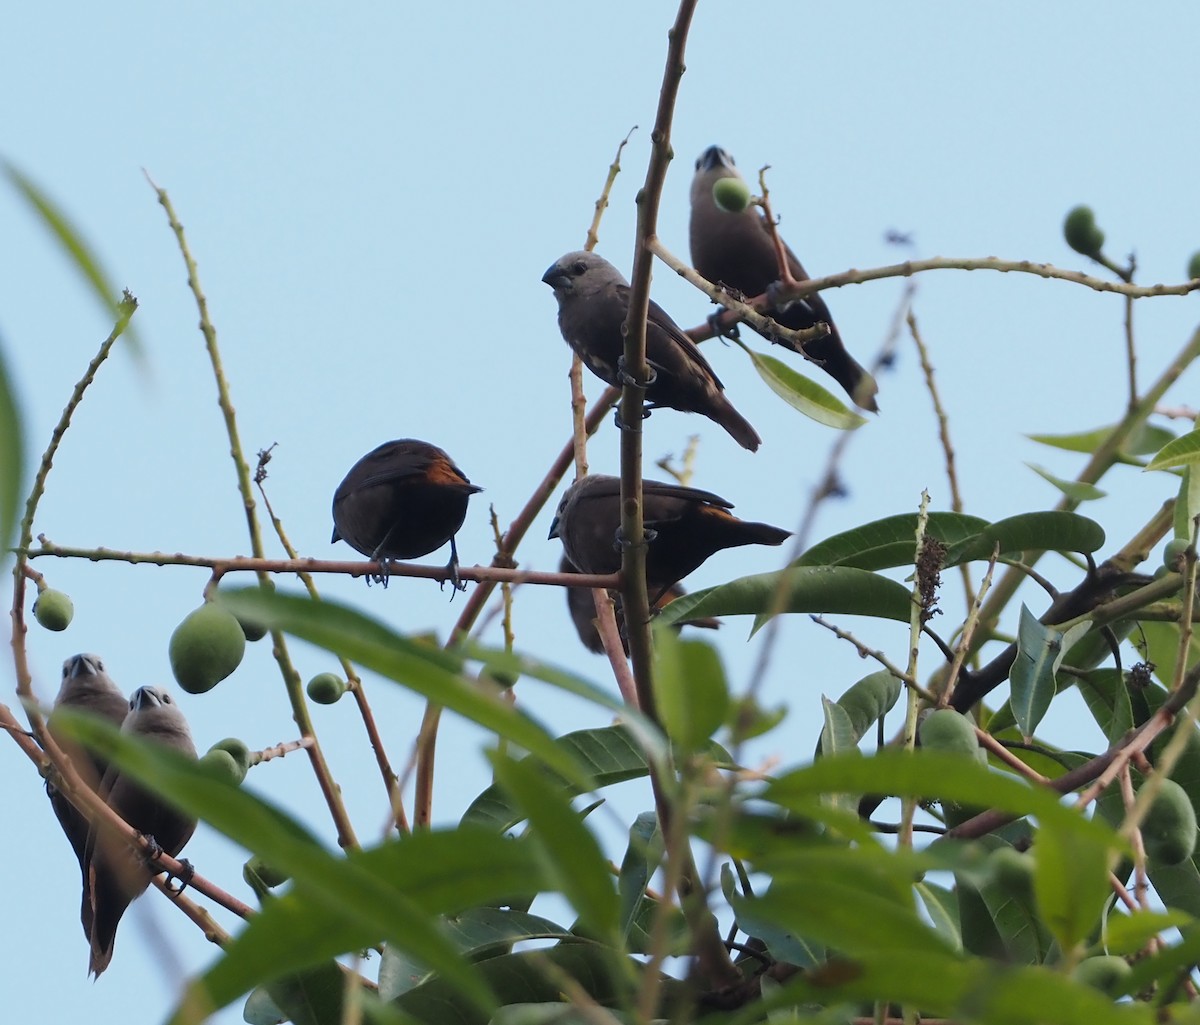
[
  {"xmin": 612, "ymin": 405, "xmax": 653, "ymax": 432},
  {"xmin": 707, "ymin": 308, "xmax": 740, "ymax": 341},
  {"xmin": 612, "ymin": 526, "xmax": 659, "ymax": 554},
  {"xmin": 439, "ymin": 541, "xmax": 467, "ymax": 598},
  {"xmin": 367, "ymin": 554, "xmax": 395, "ymax": 588},
  {"xmin": 164, "ymin": 859, "xmax": 196, "ymax": 895},
  {"xmin": 616, "ymin": 355, "xmax": 657, "ymax": 390}
]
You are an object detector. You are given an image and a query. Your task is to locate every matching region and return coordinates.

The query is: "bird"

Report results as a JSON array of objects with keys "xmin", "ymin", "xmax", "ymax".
[
  {"xmin": 548, "ymin": 474, "xmax": 790, "ymax": 604},
  {"xmin": 46, "ymin": 654, "xmax": 130, "ymax": 871},
  {"xmin": 561, "ymin": 555, "xmax": 720, "ymax": 655},
  {"xmin": 689, "ymin": 145, "xmax": 878, "ymax": 412},
  {"xmin": 331, "ymin": 439, "xmax": 482, "ymax": 590},
  {"xmin": 542, "ymin": 250, "xmax": 762, "ymax": 452},
  {"xmin": 84, "ymin": 685, "xmax": 197, "ymax": 978}
]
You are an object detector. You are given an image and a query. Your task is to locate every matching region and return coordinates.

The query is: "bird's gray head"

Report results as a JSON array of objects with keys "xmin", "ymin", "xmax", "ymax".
[
  {"xmin": 63, "ymin": 653, "xmax": 105, "ymax": 680},
  {"xmin": 541, "ymin": 251, "xmax": 627, "ymax": 299},
  {"xmin": 695, "ymin": 146, "xmax": 737, "ymax": 176},
  {"xmin": 128, "ymin": 685, "xmax": 174, "ymax": 713}
]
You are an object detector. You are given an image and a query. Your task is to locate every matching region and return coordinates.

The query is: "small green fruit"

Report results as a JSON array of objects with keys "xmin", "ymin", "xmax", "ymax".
[
  {"xmin": 199, "ymin": 748, "xmax": 245, "ymax": 785},
  {"xmin": 210, "ymin": 737, "xmax": 252, "ymax": 775},
  {"xmin": 1188, "ymin": 251, "xmax": 1200, "ymax": 281},
  {"xmin": 307, "ymin": 672, "xmax": 346, "ymax": 705},
  {"xmin": 712, "ymin": 177, "xmax": 752, "ymax": 214},
  {"xmin": 919, "ymin": 708, "xmax": 979, "ymax": 757},
  {"xmin": 988, "ymin": 845, "xmax": 1035, "ymax": 900},
  {"xmin": 1071, "ymin": 955, "xmax": 1132, "ymax": 996},
  {"xmin": 483, "ymin": 668, "xmax": 519, "ymax": 690},
  {"xmin": 1063, "ymin": 205, "xmax": 1105, "ymax": 258},
  {"xmin": 1142, "ymin": 778, "xmax": 1198, "ymax": 866},
  {"xmin": 236, "ymin": 613, "xmax": 269, "ymax": 643},
  {"xmin": 1163, "ymin": 538, "xmax": 1191, "ymax": 572},
  {"xmin": 33, "ymin": 589, "xmax": 74, "ymax": 632},
  {"xmin": 169, "ymin": 602, "xmax": 247, "ymax": 694},
  {"xmin": 243, "ymin": 856, "xmax": 289, "ymax": 890}
]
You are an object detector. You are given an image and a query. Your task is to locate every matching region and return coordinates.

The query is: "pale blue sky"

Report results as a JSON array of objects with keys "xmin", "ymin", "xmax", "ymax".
[{"xmin": 4, "ymin": 4, "xmax": 1199, "ymax": 1022}]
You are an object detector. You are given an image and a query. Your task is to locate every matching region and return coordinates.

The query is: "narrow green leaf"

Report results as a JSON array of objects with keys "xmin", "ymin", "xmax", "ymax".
[
  {"xmin": 734, "ymin": 339, "xmax": 866, "ymax": 429},
  {"xmin": 1075, "ymin": 668, "xmax": 1135, "ymax": 746},
  {"xmin": 1035, "ymin": 812, "xmax": 1111, "ymax": 952},
  {"xmin": 653, "ymin": 629, "xmax": 729, "ymax": 755},
  {"xmin": 219, "ymin": 589, "xmax": 590, "ymax": 789},
  {"xmin": 1101, "ymin": 910, "xmax": 1193, "ymax": 955},
  {"xmin": 264, "ymin": 961, "xmax": 351, "ymax": 1025},
  {"xmin": 721, "ymin": 863, "xmax": 824, "ymax": 968},
  {"xmin": 655, "ymin": 566, "xmax": 913, "ymax": 628},
  {"xmin": 1147, "ymin": 427, "xmax": 1200, "ymax": 472},
  {"xmin": 816, "ymin": 671, "xmax": 902, "ymax": 756},
  {"xmin": 489, "ymin": 752, "xmax": 619, "ymax": 941},
  {"xmin": 0, "ymin": 338, "xmax": 22, "ymax": 556},
  {"xmin": 1026, "ymin": 463, "xmax": 1106, "ymax": 502},
  {"xmin": 914, "ymin": 882, "xmax": 962, "ymax": 952},
  {"xmin": 617, "ymin": 813, "xmax": 660, "ymax": 945},
  {"xmin": 1028, "ymin": 421, "xmax": 1174, "ymax": 460},
  {"xmin": 943, "ymin": 511, "xmax": 1105, "ymax": 567},
  {"xmin": 1010, "ymin": 605, "xmax": 1090, "ymax": 739},
  {"xmin": 818, "ymin": 696, "xmax": 859, "ymax": 759},
  {"xmin": 2, "ymin": 161, "xmax": 143, "ymax": 357},
  {"xmin": 461, "ymin": 725, "xmax": 658, "ymax": 832},
  {"xmin": 795, "ymin": 512, "xmax": 989, "ymax": 570}
]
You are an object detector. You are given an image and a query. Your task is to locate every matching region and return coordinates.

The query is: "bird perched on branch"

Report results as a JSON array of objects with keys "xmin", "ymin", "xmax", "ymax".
[
  {"xmin": 549, "ymin": 475, "xmax": 790, "ymax": 604},
  {"xmin": 46, "ymin": 654, "xmax": 129, "ymax": 872},
  {"xmin": 689, "ymin": 145, "xmax": 878, "ymax": 412},
  {"xmin": 560, "ymin": 555, "xmax": 720, "ymax": 655},
  {"xmin": 331, "ymin": 439, "xmax": 482, "ymax": 590},
  {"xmin": 542, "ymin": 250, "xmax": 762, "ymax": 451},
  {"xmin": 85, "ymin": 685, "xmax": 197, "ymax": 977}
]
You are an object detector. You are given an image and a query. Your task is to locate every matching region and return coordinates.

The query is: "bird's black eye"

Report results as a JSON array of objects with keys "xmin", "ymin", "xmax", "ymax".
[
  {"xmin": 572, "ymin": 261, "xmax": 587, "ymax": 276},
  {"xmin": 162, "ymin": 692, "xmax": 173, "ymax": 704}
]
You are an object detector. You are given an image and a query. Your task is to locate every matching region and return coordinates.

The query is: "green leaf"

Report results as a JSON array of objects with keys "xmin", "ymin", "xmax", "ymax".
[
  {"xmin": 1010, "ymin": 605, "xmax": 1091, "ymax": 739},
  {"xmin": 818, "ymin": 697, "xmax": 859, "ymax": 760},
  {"xmin": 654, "ymin": 566, "xmax": 913, "ymax": 629},
  {"xmin": 734, "ymin": 339, "xmax": 867, "ymax": 430},
  {"xmin": 943, "ymin": 511, "xmax": 1105, "ymax": 567},
  {"xmin": 461, "ymin": 726, "xmax": 661, "ymax": 833},
  {"xmin": 242, "ymin": 986, "xmax": 287, "ymax": 1025},
  {"xmin": 1026, "ymin": 463, "xmax": 1106, "ymax": 502},
  {"xmin": 1035, "ymin": 812, "xmax": 1111, "ymax": 953},
  {"xmin": 0, "ymin": 338, "xmax": 21, "ymax": 558},
  {"xmin": 1028, "ymin": 421, "xmax": 1175, "ymax": 460},
  {"xmin": 1147, "ymin": 427, "xmax": 1200, "ymax": 472},
  {"xmin": 617, "ymin": 813, "xmax": 661, "ymax": 945},
  {"xmin": 915, "ymin": 882, "xmax": 962, "ymax": 952},
  {"xmin": 721, "ymin": 863, "xmax": 824, "ymax": 968},
  {"xmin": 2, "ymin": 161, "xmax": 143, "ymax": 358},
  {"xmin": 219, "ymin": 589, "xmax": 591, "ymax": 789},
  {"xmin": 1101, "ymin": 909, "xmax": 1193, "ymax": 955},
  {"xmin": 1075, "ymin": 668, "xmax": 1135, "ymax": 746},
  {"xmin": 652, "ymin": 629, "xmax": 729, "ymax": 755},
  {"xmin": 795, "ymin": 512, "xmax": 989, "ymax": 570},
  {"xmin": 488, "ymin": 751, "xmax": 619, "ymax": 941},
  {"xmin": 816, "ymin": 671, "xmax": 902, "ymax": 756}
]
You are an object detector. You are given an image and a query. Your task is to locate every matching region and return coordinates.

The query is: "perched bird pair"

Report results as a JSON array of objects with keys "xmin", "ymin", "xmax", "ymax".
[
  {"xmin": 541, "ymin": 146, "xmax": 877, "ymax": 451},
  {"xmin": 47, "ymin": 654, "xmax": 196, "ymax": 977},
  {"xmin": 331, "ymin": 439, "xmax": 481, "ymax": 589},
  {"xmin": 550, "ymin": 473, "xmax": 789, "ymax": 606}
]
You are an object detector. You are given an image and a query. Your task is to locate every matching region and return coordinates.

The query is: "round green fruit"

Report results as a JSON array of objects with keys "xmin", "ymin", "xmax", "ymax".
[
  {"xmin": 243, "ymin": 856, "xmax": 289, "ymax": 890},
  {"xmin": 1063, "ymin": 205, "xmax": 1105, "ymax": 258},
  {"xmin": 236, "ymin": 613, "xmax": 269, "ymax": 643},
  {"xmin": 919, "ymin": 708, "xmax": 979, "ymax": 757},
  {"xmin": 1071, "ymin": 955, "xmax": 1132, "ymax": 996},
  {"xmin": 989, "ymin": 845, "xmax": 1035, "ymax": 900},
  {"xmin": 712, "ymin": 177, "xmax": 752, "ymax": 214},
  {"xmin": 169, "ymin": 602, "xmax": 247, "ymax": 694},
  {"xmin": 1188, "ymin": 251, "xmax": 1200, "ymax": 281},
  {"xmin": 209, "ymin": 737, "xmax": 252, "ymax": 775},
  {"xmin": 307, "ymin": 672, "xmax": 346, "ymax": 705},
  {"xmin": 1163, "ymin": 538, "xmax": 1191, "ymax": 572},
  {"xmin": 33, "ymin": 589, "xmax": 74, "ymax": 632},
  {"xmin": 199, "ymin": 748, "xmax": 245, "ymax": 785},
  {"xmin": 1142, "ymin": 778, "xmax": 1198, "ymax": 866}
]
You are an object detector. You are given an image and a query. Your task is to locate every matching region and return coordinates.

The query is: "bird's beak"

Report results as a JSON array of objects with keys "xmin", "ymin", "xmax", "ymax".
[
  {"xmin": 67, "ymin": 653, "xmax": 99, "ymax": 679},
  {"xmin": 129, "ymin": 687, "xmax": 163, "ymax": 712},
  {"xmin": 542, "ymin": 264, "xmax": 570, "ymax": 290},
  {"xmin": 697, "ymin": 145, "xmax": 734, "ymax": 173},
  {"xmin": 547, "ymin": 515, "xmax": 561, "ymax": 540}
]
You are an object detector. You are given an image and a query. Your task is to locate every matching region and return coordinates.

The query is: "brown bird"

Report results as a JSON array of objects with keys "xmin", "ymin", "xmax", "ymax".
[
  {"xmin": 84, "ymin": 685, "xmax": 197, "ymax": 977},
  {"xmin": 561, "ymin": 555, "xmax": 720, "ymax": 655},
  {"xmin": 689, "ymin": 145, "xmax": 878, "ymax": 412},
  {"xmin": 548, "ymin": 474, "xmax": 790, "ymax": 603},
  {"xmin": 542, "ymin": 251, "xmax": 762, "ymax": 452},
  {"xmin": 46, "ymin": 654, "xmax": 130, "ymax": 871},
  {"xmin": 331, "ymin": 439, "xmax": 482, "ymax": 589}
]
